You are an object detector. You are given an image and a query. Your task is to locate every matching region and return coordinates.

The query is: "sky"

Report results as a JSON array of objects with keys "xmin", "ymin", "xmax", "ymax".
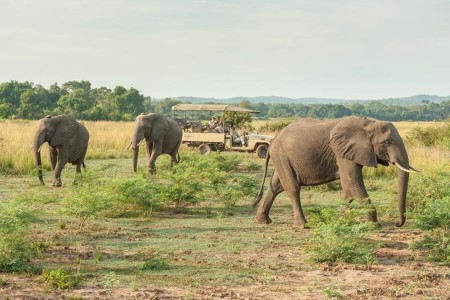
[{"xmin": 1, "ymin": 0, "xmax": 449, "ymax": 100}]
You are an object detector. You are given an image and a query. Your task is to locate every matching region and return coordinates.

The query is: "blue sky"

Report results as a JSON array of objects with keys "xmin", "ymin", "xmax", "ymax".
[{"xmin": 1, "ymin": 0, "xmax": 449, "ymax": 99}]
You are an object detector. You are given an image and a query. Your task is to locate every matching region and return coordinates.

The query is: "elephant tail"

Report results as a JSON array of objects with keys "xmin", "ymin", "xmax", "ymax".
[
  {"xmin": 177, "ymin": 152, "xmax": 181, "ymax": 163},
  {"xmin": 250, "ymin": 151, "xmax": 271, "ymax": 211}
]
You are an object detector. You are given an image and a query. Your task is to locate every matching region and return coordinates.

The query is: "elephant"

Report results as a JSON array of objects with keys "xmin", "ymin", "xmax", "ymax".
[
  {"xmin": 252, "ymin": 116, "xmax": 418, "ymax": 228},
  {"xmin": 129, "ymin": 113, "xmax": 182, "ymax": 174},
  {"xmin": 33, "ymin": 115, "xmax": 90, "ymax": 187}
]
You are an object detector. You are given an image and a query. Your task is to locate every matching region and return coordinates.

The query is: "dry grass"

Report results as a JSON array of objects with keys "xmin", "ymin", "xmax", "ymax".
[
  {"xmin": 0, "ymin": 120, "xmax": 135, "ymax": 174},
  {"xmin": 0, "ymin": 119, "xmax": 448, "ymax": 175}
]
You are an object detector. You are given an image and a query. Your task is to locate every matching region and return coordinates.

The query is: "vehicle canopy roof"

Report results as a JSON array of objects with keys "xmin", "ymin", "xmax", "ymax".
[{"xmin": 172, "ymin": 104, "xmax": 260, "ymax": 113}]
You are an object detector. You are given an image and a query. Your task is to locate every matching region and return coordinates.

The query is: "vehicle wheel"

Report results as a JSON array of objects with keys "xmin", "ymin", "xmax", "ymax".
[
  {"xmin": 256, "ymin": 144, "xmax": 269, "ymax": 159},
  {"xmin": 198, "ymin": 143, "xmax": 212, "ymax": 155}
]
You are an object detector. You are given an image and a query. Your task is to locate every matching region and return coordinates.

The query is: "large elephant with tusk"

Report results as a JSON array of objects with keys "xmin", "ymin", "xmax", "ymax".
[
  {"xmin": 33, "ymin": 115, "xmax": 89, "ymax": 187},
  {"xmin": 128, "ymin": 113, "xmax": 182, "ymax": 174},
  {"xmin": 252, "ymin": 116, "xmax": 418, "ymax": 228}
]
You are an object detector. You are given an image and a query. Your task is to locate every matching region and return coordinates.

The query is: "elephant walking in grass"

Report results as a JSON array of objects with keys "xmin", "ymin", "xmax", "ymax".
[
  {"xmin": 252, "ymin": 116, "xmax": 418, "ymax": 228},
  {"xmin": 129, "ymin": 113, "xmax": 182, "ymax": 174},
  {"xmin": 33, "ymin": 115, "xmax": 89, "ymax": 187}
]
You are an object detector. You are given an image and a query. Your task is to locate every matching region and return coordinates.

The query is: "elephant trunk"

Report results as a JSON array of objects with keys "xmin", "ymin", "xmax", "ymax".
[
  {"xmin": 388, "ymin": 144, "xmax": 413, "ymax": 227},
  {"xmin": 396, "ymin": 168, "xmax": 409, "ymax": 227},
  {"xmin": 34, "ymin": 133, "xmax": 45, "ymax": 185},
  {"xmin": 132, "ymin": 128, "xmax": 144, "ymax": 173}
]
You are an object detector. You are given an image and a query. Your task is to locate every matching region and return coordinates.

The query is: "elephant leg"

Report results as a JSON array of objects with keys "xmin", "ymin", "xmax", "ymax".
[
  {"xmin": 49, "ymin": 146, "xmax": 57, "ymax": 171},
  {"xmin": 256, "ymin": 172, "xmax": 284, "ymax": 224},
  {"xmin": 53, "ymin": 147, "xmax": 68, "ymax": 187},
  {"xmin": 338, "ymin": 160, "xmax": 377, "ymax": 222},
  {"xmin": 147, "ymin": 141, "xmax": 162, "ymax": 174},
  {"xmin": 75, "ymin": 161, "xmax": 82, "ymax": 173}
]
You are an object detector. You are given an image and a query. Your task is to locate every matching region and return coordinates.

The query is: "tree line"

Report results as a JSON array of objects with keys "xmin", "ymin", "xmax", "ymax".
[{"xmin": 0, "ymin": 80, "xmax": 449, "ymax": 121}]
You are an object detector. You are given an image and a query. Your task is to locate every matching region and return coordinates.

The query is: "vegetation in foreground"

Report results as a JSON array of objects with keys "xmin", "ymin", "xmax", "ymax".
[{"xmin": 0, "ymin": 121, "xmax": 448, "ymax": 298}]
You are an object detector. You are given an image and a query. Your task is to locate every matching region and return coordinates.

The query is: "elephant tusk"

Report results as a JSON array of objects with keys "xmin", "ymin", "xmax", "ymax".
[
  {"xmin": 409, "ymin": 165, "xmax": 420, "ymax": 172},
  {"xmin": 137, "ymin": 139, "xmax": 144, "ymax": 147},
  {"xmin": 395, "ymin": 162, "xmax": 415, "ymax": 173},
  {"xmin": 37, "ymin": 145, "xmax": 43, "ymax": 153},
  {"xmin": 125, "ymin": 141, "xmax": 132, "ymax": 150}
]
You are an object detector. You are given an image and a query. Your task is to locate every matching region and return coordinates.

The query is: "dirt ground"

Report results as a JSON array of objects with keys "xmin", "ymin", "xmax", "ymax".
[{"xmin": 1, "ymin": 227, "xmax": 449, "ymax": 300}]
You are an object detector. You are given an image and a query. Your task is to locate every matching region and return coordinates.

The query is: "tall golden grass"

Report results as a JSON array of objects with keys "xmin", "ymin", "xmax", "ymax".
[
  {"xmin": 0, "ymin": 119, "xmax": 134, "ymax": 174},
  {"xmin": 0, "ymin": 119, "xmax": 448, "ymax": 175}
]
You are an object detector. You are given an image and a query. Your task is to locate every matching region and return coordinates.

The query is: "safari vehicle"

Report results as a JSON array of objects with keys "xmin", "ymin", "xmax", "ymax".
[{"xmin": 172, "ymin": 104, "xmax": 274, "ymax": 158}]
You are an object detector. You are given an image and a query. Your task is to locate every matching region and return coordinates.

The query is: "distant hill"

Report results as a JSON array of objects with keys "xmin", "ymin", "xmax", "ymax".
[{"xmin": 171, "ymin": 94, "xmax": 450, "ymax": 106}]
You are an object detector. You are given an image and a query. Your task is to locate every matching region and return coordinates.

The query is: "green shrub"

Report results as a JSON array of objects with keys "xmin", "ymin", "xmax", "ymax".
[
  {"xmin": 407, "ymin": 166, "xmax": 449, "ymax": 265},
  {"xmin": 258, "ymin": 119, "xmax": 293, "ymax": 133},
  {"xmin": 414, "ymin": 196, "xmax": 450, "ymax": 230},
  {"xmin": 407, "ymin": 168, "xmax": 449, "ymax": 214},
  {"xmin": 407, "ymin": 123, "xmax": 450, "ymax": 148},
  {"xmin": 61, "ymin": 187, "xmax": 113, "ymax": 225},
  {"xmin": 141, "ymin": 257, "xmax": 169, "ymax": 271},
  {"xmin": 103, "ymin": 271, "xmax": 120, "ymax": 293},
  {"xmin": 113, "ymin": 177, "xmax": 162, "ymax": 215},
  {"xmin": 155, "ymin": 168, "xmax": 203, "ymax": 207},
  {"xmin": 0, "ymin": 200, "xmax": 42, "ymax": 273},
  {"xmin": 310, "ymin": 221, "xmax": 378, "ymax": 264},
  {"xmin": 410, "ymin": 229, "xmax": 449, "ymax": 266},
  {"xmin": 42, "ymin": 269, "xmax": 80, "ymax": 289}
]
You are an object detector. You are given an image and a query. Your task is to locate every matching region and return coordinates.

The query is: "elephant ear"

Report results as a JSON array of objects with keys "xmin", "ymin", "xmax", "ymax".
[
  {"xmin": 330, "ymin": 117, "xmax": 377, "ymax": 167},
  {"xmin": 50, "ymin": 115, "xmax": 79, "ymax": 146},
  {"xmin": 143, "ymin": 113, "xmax": 169, "ymax": 140}
]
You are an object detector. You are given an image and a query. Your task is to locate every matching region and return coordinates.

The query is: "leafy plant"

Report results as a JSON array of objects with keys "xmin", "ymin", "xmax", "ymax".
[
  {"xmin": 103, "ymin": 271, "xmax": 120, "ymax": 293},
  {"xmin": 0, "ymin": 200, "xmax": 42, "ymax": 273},
  {"xmin": 42, "ymin": 269, "xmax": 80, "ymax": 289},
  {"xmin": 414, "ymin": 196, "xmax": 450, "ymax": 230},
  {"xmin": 407, "ymin": 168, "xmax": 449, "ymax": 214},
  {"xmin": 141, "ymin": 257, "xmax": 169, "ymax": 271},
  {"xmin": 408, "ymin": 123, "xmax": 450, "ymax": 148},
  {"xmin": 310, "ymin": 220, "xmax": 378, "ymax": 264},
  {"xmin": 410, "ymin": 229, "xmax": 449, "ymax": 265},
  {"xmin": 61, "ymin": 186, "xmax": 113, "ymax": 226}
]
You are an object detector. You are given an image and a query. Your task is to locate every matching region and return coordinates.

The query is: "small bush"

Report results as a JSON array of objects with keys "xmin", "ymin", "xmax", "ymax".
[
  {"xmin": 61, "ymin": 187, "xmax": 113, "ymax": 226},
  {"xmin": 414, "ymin": 196, "xmax": 450, "ymax": 230},
  {"xmin": 42, "ymin": 269, "xmax": 80, "ymax": 289},
  {"xmin": 258, "ymin": 119, "xmax": 293, "ymax": 133},
  {"xmin": 310, "ymin": 221, "xmax": 378, "ymax": 264},
  {"xmin": 103, "ymin": 271, "xmax": 120, "ymax": 293},
  {"xmin": 410, "ymin": 229, "xmax": 449, "ymax": 266},
  {"xmin": 407, "ymin": 166, "xmax": 449, "ymax": 265},
  {"xmin": 141, "ymin": 257, "xmax": 169, "ymax": 271},
  {"xmin": 407, "ymin": 168, "xmax": 449, "ymax": 214},
  {"xmin": 0, "ymin": 200, "xmax": 42, "ymax": 273},
  {"xmin": 407, "ymin": 123, "xmax": 450, "ymax": 148}
]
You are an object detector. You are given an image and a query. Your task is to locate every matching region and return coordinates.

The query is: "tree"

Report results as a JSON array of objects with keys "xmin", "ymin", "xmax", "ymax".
[
  {"xmin": 222, "ymin": 111, "xmax": 253, "ymax": 129},
  {"xmin": 0, "ymin": 81, "xmax": 34, "ymax": 118},
  {"xmin": 18, "ymin": 85, "xmax": 50, "ymax": 119},
  {"xmin": 155, "ymin": 98, "xmax": 182, "ymax": 115},
  {"xmin": 114, "ymin": 87, "xmax": 145, "ymax": 120}
]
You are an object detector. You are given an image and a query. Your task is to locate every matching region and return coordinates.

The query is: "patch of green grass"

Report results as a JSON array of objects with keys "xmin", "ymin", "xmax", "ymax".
[{"xmin": 410, "ymin": 229, "xmax": 449, "ymax": 266}]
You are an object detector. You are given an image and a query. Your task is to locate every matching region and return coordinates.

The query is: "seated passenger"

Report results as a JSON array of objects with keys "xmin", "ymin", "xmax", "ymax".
[
  {"xmin": 216, "ymin": 117, "xmax": 224, "ymax": 133},
  {"xmin": 208, "ymin": 116, "xmax": 218, "ymax": 129},
  {"xmin": 230, "ymin": 126, "xmax": 247, "ymax": 146}
]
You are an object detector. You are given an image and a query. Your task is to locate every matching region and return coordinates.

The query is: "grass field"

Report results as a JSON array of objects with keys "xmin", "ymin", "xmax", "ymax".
[{"xmin": 0, "ymin": 119, "xmax": 449, "ymax": 299}]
